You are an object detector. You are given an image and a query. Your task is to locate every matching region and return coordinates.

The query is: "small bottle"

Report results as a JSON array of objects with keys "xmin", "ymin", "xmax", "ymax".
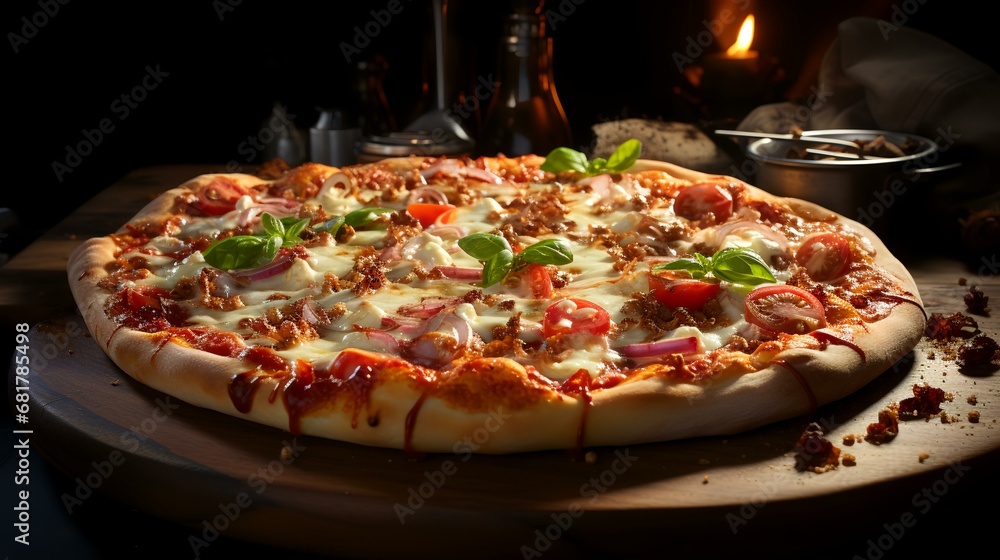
[{"xmin": 479, "ymin": 12, "xmax": 573, "ymax": 157}]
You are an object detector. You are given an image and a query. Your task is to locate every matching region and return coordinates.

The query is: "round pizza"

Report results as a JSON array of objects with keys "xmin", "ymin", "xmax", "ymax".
[{"xmin": 67, "ymin": 141, "xmax": 926, "ymax": 455}]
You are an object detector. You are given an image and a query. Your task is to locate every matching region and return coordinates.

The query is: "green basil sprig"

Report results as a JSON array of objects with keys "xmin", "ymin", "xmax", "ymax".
[
  {"xmin": 653, "ymin": 247, "xmax": 776, "ymax": 286},
  {"xmin": 539, "ymin": 138, "xmax": 641, "ymax": 176},
  {"xmin": 202, "ymin": 213, "xmax": 310, "ymax": 270},
  {"xmin": 458, "ymin": 233, "xmax": 573, "ymax": 288},
  {"xmin": 314, "ymin": 207, "xmax": 394, "ymax": 237}
]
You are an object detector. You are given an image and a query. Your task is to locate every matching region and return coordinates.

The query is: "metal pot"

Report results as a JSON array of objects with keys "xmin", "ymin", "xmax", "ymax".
[{"xmin": 744, "ymin": 129, "xmax": 960, "ymax": 232}]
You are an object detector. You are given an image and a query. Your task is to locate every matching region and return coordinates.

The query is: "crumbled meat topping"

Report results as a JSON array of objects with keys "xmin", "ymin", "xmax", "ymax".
[
  {"xmin": 794, "ymin": 422, "xmax": 841, "ymax": 473},
  {"xmin": 865, "ymin": 406, "xmax": 899, "ymax": 444},
  {"xmin": 898, "ymin": 383, "xmax": 949, "ymax": 418},
  {"xmin": 964, "ymin": 285, "xmax": 990, "ymax": 315}
]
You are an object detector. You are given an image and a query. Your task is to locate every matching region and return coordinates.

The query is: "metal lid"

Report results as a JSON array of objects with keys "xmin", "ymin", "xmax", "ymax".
[{"xmin": 358, "ymin": 131, "xmax": 473, "ymax": 158}]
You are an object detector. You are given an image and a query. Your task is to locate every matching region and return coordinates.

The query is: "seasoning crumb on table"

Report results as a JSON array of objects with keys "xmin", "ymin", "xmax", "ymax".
[
  {"xmin": 969, "ymin": 411, "xmax": 981, "ymax": 423},
  {"xmin": 918, "ymin": 453, "xmax": 930, "ymax": 463}
]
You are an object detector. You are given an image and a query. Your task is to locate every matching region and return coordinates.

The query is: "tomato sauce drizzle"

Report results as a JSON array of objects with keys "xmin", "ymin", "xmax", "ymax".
[
  {"xmin": 771, "ymin": 359, "xmax": 818, "ymax": 416},
  {"xmin": 809, "ymin": 330, "xmax": 866, "ymax": 362},
  {"xmin": 404, "ymin": 391, "xmax": 430, "ymax": 459},
  {"xmin": 560, "ymin": 369, "xmax": 593, "ymax": 459}
]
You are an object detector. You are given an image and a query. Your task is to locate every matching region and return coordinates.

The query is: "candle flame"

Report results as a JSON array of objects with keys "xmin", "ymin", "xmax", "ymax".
[{"xmin": 726, "ymin": 15, "xmax": 755, "ymax": 57}]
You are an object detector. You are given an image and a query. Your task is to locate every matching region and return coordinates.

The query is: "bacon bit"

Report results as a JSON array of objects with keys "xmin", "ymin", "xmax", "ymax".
[
  {"xmin": 110, "ymin": 379, "xmax": 120, "ymax": 386},
  {"xmin": 865, "ymin": 406, "xmax": 899, "ymax": 444},
  {"xmin": 841, "ymin": 453, "xmax": 857, "ymax": 467},
  {"xmin": 964, "ymin": 285, "xmax": 990, "ymax": 316},
  {"xmin": 239, "ymin": 297, "xmax": 335, "ymax": 349},
  {"xmin": 197, "ymin": 268, "xmax": 245, "ymax": 311},
  {"xmin": 918, "ymin": 453, "xmax": 930, "ymax": 463},
  {"xmin": 322, "ymin": 272, "xmax": 342, "ymax": 294},
  {"xmin": 497, "ymin": 299, "xmax": 516, "ymax": 312},
  {"xmin": 924, "ymin": 312, "xmax": 979, "ymax": 340},
  {"xmin": 502, "ymin": 191, "xmax": 572, "ymax": 237},
  {"xmin": 793, "ymin": 422, "xmax": 841, "ymax": 473},
  {"xmin": 170, "ymin": 277, "xmax": 198, "ymax": 300},
  {"xmin": 898, "ymin": 383, "xmax": 948, "ymax": 417},
  {"xmin": 969, "ymin": 410, "xmax": 981, "ymax": 423},
  {"xmin": 957, "ymin": 334, "xmax": 1000, "ymax": 370},
  {"xmin": 620, "ymin": 291, "xmax": 726, "ymax": 341},
  {"xmin": 266, "ymin": 293, "xmax": 291, "ymax": 302},
  {"xmin": 842, "ymin": 434, "xmax": 856, "ymax": 446},
  {"xmin": 343, "ymin": 247, "xmax": 388, "ymax": 296}
]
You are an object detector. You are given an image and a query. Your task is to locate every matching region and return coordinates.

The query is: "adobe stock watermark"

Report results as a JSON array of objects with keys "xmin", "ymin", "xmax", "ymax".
[
  {"xmin": 189, "ymin": 439, "xmax": 307, "ymax": 555},
  {"xmin": 672, "ymin": 0, "xmax": 751, "ymax": 73},
  {"xmin": 519, "ymin": 448, "xmax": 638, "ymax": 559},
  {"xmin": 340, "ymin": 0, "xmax": 413, "ymax": 63},
  {"xmin": 725, "ymin": 414, "xmax": 840, "ymax": 534},
  {"xmin": 8, "ymin": 0, "xmax": 71, "ymax": 53},
  {"xmin": 60, "ymin": 396, "xmax": 180, "ymax": 514},
  {"xmin": 855, "ymin": 125, "xmax": 961, "ymax": 228},
  {"xmin": 542, "ymin": 0, "xmax": 586, "ymax": 31},
  {"xmin": 51, "ymin": 64, "xmax": 170, "ymax": 182},
  {"xmin": 393, "ymin": 407, "xmax": 511, "ymax": 524},
  {"xmin": 878, "ymin": 0, "xmax": 930, "ymax": 40},
  {"xmin": 852, "ymin": 460, "xmax": 970, "ymax": 560},
  {"xmin": 224, "ymin": 104, "xmax": 297, "ymax": 173},
  {"xmin": 213, "ymin": 0, "xmax": 243, "ymax": 21}
]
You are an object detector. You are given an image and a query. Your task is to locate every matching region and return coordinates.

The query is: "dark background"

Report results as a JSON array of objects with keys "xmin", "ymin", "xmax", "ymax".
[{"xmin": 2, "ymin": 0, "xmax": 997, "ymax": 262}]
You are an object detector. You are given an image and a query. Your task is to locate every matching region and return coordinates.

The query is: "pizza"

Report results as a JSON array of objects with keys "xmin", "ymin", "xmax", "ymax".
[{"xmin": 66, "ymin": 141, "xmax": 926, "ymax": 455}]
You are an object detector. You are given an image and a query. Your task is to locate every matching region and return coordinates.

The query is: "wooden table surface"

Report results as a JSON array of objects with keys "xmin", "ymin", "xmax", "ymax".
[{"xmin": 3, "ymin": 164, "xmax": 999, "ymax": 559}]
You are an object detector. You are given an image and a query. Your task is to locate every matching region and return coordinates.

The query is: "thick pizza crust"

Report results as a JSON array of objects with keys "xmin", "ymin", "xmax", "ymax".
[{"xmin": 67, "ymin": 159, "xmax": 924, "ymax": 454}]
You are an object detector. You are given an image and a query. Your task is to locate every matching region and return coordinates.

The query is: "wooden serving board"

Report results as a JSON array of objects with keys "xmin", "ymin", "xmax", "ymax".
[{"xmin": 18, "ymin": 281, "xmax": 1000, "ymax": 558}]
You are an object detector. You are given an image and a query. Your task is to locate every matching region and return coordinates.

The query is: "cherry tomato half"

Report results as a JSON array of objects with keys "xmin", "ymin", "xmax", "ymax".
[
  {"xmin": 543, "ymin": 298, "xmax": 612, "ymax": 337},
  {"xmin": 744, "ymin": 285, "xmax": 827, "ymax": 334},
  {"xmin": 511, "ymin": 263, "xmax": 554, "ymax": 299},
  {"xmin": 795, "ymin": 232, "xmax": 851, "ymax": 281},
  {"xmin": 193, "ymin": 178, "xmax": 250, "ymax": 216},
  {"xmin": 407, "ymin": 203, "xmax": 457, "ymax": 228},
  {"xmin": 673, "ymin": 183, "xmax": 733, "ymax": 224},
  {"xmin": 648, "ymin": 275, "xmax": 723, "ymax": 310}
]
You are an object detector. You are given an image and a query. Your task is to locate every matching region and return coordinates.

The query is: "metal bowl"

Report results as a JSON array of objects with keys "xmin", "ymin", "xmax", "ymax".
[{"xmin": 745, "ymin": 129, "xmax": 958, "ymax": 228}]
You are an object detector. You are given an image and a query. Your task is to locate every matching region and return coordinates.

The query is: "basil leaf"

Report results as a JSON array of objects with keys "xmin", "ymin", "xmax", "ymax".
[
  {"xmin": 261, "ymin": 213, "xmax": 284, "ymax": 238},
  {"xmin": 458, "ymin": 233, "xmax": 512, "ymax": 261},
  {"xmin": 203, "ymin": 235, "xmax": 278, "ymax": 270},
  {"xmin": 712, "ymin": 247, "xmax": 776, "ymax": 285},
  {"xmin": 587, "ymin": 157, "xmax": 608, "ymax": 175},
  {"xmin": 518, "ymin": 238, "xmax": 573, "ymax": 266},
  {"xmin": 605, "ymin": 139, "xmax": 641, "ymax": 172},
  {"xmin": 315, "ymin": 216, "xmax": 347, "ymax": 236},
  {"xmin": 654, "ymin": 258, "xmax": 709, "ymax": 279},
  {"xmin": 280, "ymin": 217, "xmax": 311, "ymax": 244},
  {"xmin": 481, "ymin": 249, "xmax": 514, "ymax": 288},
  {"xmin": 344, "ymin": 207, "xmax": 394, "ymax": 229},
  {"xmin": 539, "ymin": 147, "xmax": 589, "ymax": 174}
]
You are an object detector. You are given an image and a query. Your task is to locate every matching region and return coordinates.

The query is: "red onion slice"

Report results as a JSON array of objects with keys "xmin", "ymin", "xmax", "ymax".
[
  {"xmin": 360, "ymin": 329, "xmax": 401, "ymax": 354},
  {"xmin": 406, "ymin": 186, "xmax": 449, "ymax": 206},
  {"xmin": 229, "ymin": 252, "xmax": 295, "ymax": 282},
  {"xmin": 421, "ymin": 159, "xmax": 503, "ymax": 184},
  {"xmin": 432, "ymin": 266, "xmax": 483, "ymax": 281},
  {"xmin": 620, "ymin": 336, "xmax": 699, "ymax": 358},
  {"xmin": 710, "ymin": 220, "xmax": 789, "ymax": 252}
]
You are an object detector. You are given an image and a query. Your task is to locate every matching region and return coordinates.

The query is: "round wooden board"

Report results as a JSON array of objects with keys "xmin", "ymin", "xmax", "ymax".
[{"xmin": 16, "ymin": 307, "xmax": 1000, "ymax": 558}]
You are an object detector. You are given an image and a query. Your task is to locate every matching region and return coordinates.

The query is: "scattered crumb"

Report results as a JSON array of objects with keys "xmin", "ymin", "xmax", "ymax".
[
  {"xmin": 964, "ymin": 285, "xmax": 990, "ymax": 316},
  {"xmin": 109, "ymin": 379, "xmax": 120, "ymax": 386},
  {"xmin": 918, "ymin": 453, "xmax": 930, "ymax": 463},
  {"xmin": 866, "ymin": 406, "xmax": 900, "ymax": 444},
  {"xmin": 968, "ymin": 394, "xmax": 978, "ymax": 405},
  {"xmin": 280, "ymin": 443, "xmax": 294, "ymax": 462},
  {"xmin": 67, "ymin": 348, "xmax": 74, "ymax": 354},
  {"xmin": 969, "ymin": 411, "xmax": 981, "ymax": 423},
  {"xmin": 698, "ymin": 458, "xmax": 710, "ymax": 466},
  {"xmin": 939, "ymin": 411, "xmax": 950, "ymax": 423},
  {"xmin": 584, "ymin": 451, "xmax": 597, "ymax": 465},
  {"xmin": 899, "ymin": 383, "xmax": 948, "ymax": 418},
  {"xmin": 84, "ymin": 332, "xmax": 91, "ymax": 338},
  {"xmin": 842, "ymin": 453, "xmax": 857, "ymax": 467},
  {"xmin": 842, "ymin": 434, "xmax": 856, "ymax": 446},
  {"xmin": 958, "ymin": 277, "xmax": 967, "ymax": 286},
  {"xmin": 927, "ymin": 350, "xmax": 936, "ymax": 360},
  {"xmin": 702, "ymin": 475, "xmax": 709, "ymax": 484}
]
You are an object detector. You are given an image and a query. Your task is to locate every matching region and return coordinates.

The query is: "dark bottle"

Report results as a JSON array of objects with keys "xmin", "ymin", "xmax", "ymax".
[
  {"xmin": 479, "ymin": 12, "xmax": 572, "ymax": 157},
  {"xmin": 352, "ymin": 55, "xmax": 397, "ymax": 136}
]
